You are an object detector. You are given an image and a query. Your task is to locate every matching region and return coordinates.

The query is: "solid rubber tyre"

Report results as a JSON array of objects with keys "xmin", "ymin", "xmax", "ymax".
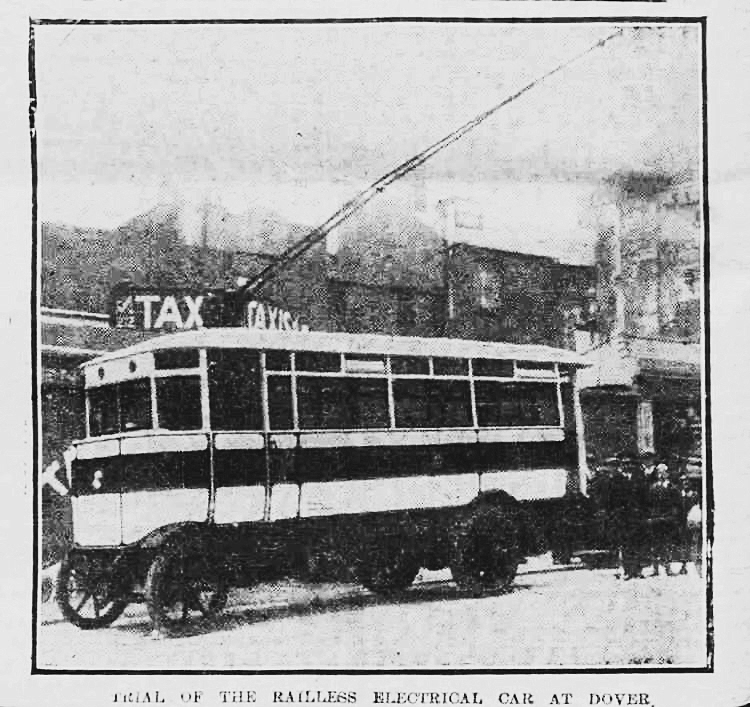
[
  {"xmin": 451, "ymin": 509, "xmax": 519, "ymax": 596},
  {"xmin": 145, "ymin": 545, "xmax": 228, "ymax": 635},
  {"xmin": 56, "ymin": 553, "xmax": 128, "ymax": 630}
]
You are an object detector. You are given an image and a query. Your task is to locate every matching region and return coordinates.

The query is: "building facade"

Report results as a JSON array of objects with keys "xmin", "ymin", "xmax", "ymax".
[{"xmin": 578, "ymin": 174, "xmax": 703, "ymax": 467}]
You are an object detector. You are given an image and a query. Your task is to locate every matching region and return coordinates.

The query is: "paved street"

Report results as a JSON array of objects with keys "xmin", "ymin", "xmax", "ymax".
[{"xmin": 37, "ymin": 560, "xmax": 708, "ymax": 670}]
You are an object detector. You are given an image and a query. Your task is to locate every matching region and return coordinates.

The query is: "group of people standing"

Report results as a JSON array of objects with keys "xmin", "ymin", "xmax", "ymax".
[{"xmin": 589, "ymin": 455, "xmax": 703, "ymax": 579}]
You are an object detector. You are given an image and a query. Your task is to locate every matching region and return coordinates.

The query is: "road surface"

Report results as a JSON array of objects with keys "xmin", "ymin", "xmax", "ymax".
[{"xmin": 37, "ymin": 560, "xmax": 707, "ymax": 670}]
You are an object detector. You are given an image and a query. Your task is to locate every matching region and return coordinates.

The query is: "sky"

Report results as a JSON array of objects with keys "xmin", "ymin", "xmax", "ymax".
[{"xmin": 33, "ymin": 21, "xmax": 703, "ymax": 262}]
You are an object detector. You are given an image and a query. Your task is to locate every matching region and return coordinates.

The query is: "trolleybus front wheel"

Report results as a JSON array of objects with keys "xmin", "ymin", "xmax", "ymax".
[
  {"xmin": 451, "ymin": 510, "xmax": 519, "ymax": 596},
  {"xmin": 145, "ymin": 545, "xmax": 228, "ymax": 636},
  {"xmin": 56, "ymin": 552, "xmax": 129, "ymax": 629}
]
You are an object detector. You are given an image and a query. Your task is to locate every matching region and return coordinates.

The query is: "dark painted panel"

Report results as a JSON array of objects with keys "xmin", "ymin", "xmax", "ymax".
[
  {"xmin": 214, "ymin": 449, "xmax": 267, "ymax": 487},
  {"xmin": 71, "ymin": 457, "xmax": 122, "ymax": 497},
  {"xmin": 269, "ymin": 442, "xmax": 575, "ymax": 484},
  {"xmin": 73, "ymin": 451, "xmax": 210, "ymax": 495},
  {"xmin": 120, "ymin": 451, "xmax": 209, "ymax": 492}
]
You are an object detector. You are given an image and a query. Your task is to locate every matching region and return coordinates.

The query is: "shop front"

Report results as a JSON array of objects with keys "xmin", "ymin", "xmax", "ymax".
[{"xmin": 579, "ymin": 335, "xmax": 703, "ymax": 475}]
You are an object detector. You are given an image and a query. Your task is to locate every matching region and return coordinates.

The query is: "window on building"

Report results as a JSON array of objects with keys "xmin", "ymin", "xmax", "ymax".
[
  {"xmin": 208, "ymin": 349, "xmax": 262, "ymax": 430},
  {"xmin": 156, "ymin": 377, "xmax": 202, "ymax": 430}
]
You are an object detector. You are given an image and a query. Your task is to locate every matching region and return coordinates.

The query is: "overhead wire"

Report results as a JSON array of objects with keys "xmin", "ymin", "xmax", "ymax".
[{"xmin": 240, "ymin": 27, "xmax": 624, "ymax": 297}]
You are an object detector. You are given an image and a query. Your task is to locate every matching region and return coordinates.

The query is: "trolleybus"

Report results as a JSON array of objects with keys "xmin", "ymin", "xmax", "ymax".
[{"xmin": 56, "ymin": 328, "xmax": 590, "ymax": 634}]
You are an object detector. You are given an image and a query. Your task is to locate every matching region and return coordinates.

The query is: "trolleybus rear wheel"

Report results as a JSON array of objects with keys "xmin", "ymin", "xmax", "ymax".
[
  {"xmin": 357, "ymin": 534, "xmax": 420, "ymax": 594},
  {"xmin": 56, "ymin": 553, "xmax": 129, "ymax": 629},
  {"xmin": 145, "ymin": 545, "xmax": 228, "ymax": 635},
  {"xmin": 451, "ymin": 510, "xmax": 519, "ymax": 596}
]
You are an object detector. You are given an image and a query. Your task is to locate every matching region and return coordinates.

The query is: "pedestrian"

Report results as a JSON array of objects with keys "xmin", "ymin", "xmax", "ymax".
[{"xmin": 645, "ymin": 462, "xmax": 684, "ymax": 576}]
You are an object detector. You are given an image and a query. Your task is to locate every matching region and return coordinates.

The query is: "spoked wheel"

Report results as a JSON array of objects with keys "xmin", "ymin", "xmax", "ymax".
[
  {"xmin": 56, "ymin": 553, "xmax": 129, "ymax": 629},
  {"xmin": 145, "ymin": 546, "xmax": 228, "ymax": 636},
  {"xmin": 357, "ymin": 534, "xmax": 420, "ymax": 594},
  {"xmin": 451, "ymin": 509, "xmax": 519, "ymax": 596}
]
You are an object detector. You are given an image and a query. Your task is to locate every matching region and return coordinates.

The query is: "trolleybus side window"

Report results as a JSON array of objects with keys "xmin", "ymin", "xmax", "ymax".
[
  {"xmin": 155, "ymin": 377, "xmax": 202, "ymax": 430},
  {"xmin": 472, "ymin": 359, "xmax": 514, "ymax": 378},
  {"xmin": 207, "ymin": 349, "xmax": 263, "ymax": 431},
  {"xmin": 267, "ymin": 375, "xmax": 293, "ymax": 429},
  {"xmin": 391, "ymin": 356, "xmax": 429, "ymax": 375},
  {"xmin": 88, "ymin": 379, "xmax": 152, "ymax": 436},
  {"xmin": 296, "ymin": 377, "xmax": 389, "ymax": 430},
  {"xmin": 392, "ymin": 379, "xmax": 472, "ymax": 428},
  {"xmin": 475, "ymin": 380, "xmax": 559, "ymax": 427},
  {"xmin": 433, "ymin": 357, "xmax": 469, "ymax": 377},
  {"xmin": 296, "ymin": 351, "xmax": 341, "ymax": 373}
]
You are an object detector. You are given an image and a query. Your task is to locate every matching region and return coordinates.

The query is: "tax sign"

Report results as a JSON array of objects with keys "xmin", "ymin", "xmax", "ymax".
[
  {"xmin": 112, "ymin": 284, "xmax": 309, "ymax": 332},
  {"xmin": 114, "ymin": 293, "xmax": 205, "ymax": 330}
]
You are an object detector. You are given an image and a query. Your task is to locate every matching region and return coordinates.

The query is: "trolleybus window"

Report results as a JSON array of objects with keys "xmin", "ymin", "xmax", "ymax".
[
  {"xmin": 207, "ymin": 349, "xmax": 263, "ymax": 430},
  {"xmin": 88, "ymin": 385, "xmax": 118, "ymax": 437},
  {"xmin": 475, "ymin": 381, "xmax": 559, "ymax": 427},
  {"xmin": 393, "ymin": 379, "xmax": 472, "ymax": 428},
  {"xmin": 267, "ymin": 375, "xmax": 293, "ymax": 429},
  {"xmin": 297, "ymin": 377, "xmax": 389, "ymax": 429},
  {"xmin": 433, "ymin": 357, "xmax": 469, "ymax": 376},
  {"xmin": 88, "ymin": 379, "xmax": 152, "ymax": 436},
  {"xmin": 265, "ymin": 350, "xmax": 291, "ymax": 371},
  {"xmin": 154, "ymin": 349, "xmax": 200, "ymax": 370},
  {"xmin": 391, "ymin": 356, "xmax": 429, "ymax": 375},
  {"xmin": 156, "ymin": 377, "xmax": 202, "ymax": 430},
  {"xmin": 296, "ymin": 351, "xmax": 341, "ymax": 373},
  {"xmin": 472, "ymin": 359, "xmax": 514, "ymax": 378}
]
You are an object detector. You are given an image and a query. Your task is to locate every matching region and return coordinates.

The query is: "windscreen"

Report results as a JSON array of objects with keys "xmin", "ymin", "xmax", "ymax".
[{"xmin": 88, "ymin": 379, "xmax": 152, "ymax": 436}]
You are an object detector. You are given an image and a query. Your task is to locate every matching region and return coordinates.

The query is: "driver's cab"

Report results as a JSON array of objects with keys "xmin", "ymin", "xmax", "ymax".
[{"xmin": 71, "ymin": 344, "xmax": 216, "ymax": 547}]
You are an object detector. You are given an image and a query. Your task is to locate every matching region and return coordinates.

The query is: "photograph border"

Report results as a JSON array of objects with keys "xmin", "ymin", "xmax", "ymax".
[{"xmin": 29, "ymin": 14, "xmax": 713, "ymax": 676}]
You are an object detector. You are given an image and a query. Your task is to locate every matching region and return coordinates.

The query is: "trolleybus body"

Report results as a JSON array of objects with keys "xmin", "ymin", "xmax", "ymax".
[{"xmin": 57, "ymin": 328, "xmax": 590, "ymax": 633}]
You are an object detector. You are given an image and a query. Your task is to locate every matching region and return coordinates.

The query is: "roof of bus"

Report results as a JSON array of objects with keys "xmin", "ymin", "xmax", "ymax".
[{"xmin": 82, "ymin": 328, "xmax": 590, "ymax": 367}]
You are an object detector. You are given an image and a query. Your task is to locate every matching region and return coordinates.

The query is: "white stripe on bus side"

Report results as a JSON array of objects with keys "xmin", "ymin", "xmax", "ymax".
[
  {"xmin": 477, "ymin": 428, "xmax": 564, "ymax": 443},
  {"xmin": 214, "ymin": 432, "xmax": 265, "ymax": 450},
  {"xmin": 270, "ymin": 434, "xmax": 297, "ymax": 449},
  {"xmin": 71, "ymin": 494, "xmax": 122, "ymax": 546},
  {"xmin": 299, "ymin": 473, "xmax": 480, "ymax": 518},
  {"xmin": 480, "ymin": 468, "xmax": 568, "ymax": 500},
  {"xmin": 75, "ymin": 439, "xmax": 120, "ymax": 460},
  {"xmin": 213, "ymin": 485, "xmax": 266, "ymax": 525},
  {"xmin": 120, "ymin": 434, "xmax": 208, "ymax": 455},
  {"xmin": 298, "ymin": 429, "xmax": 478, "ymax": 448},
  {"xmin": 121, "ymin": 488, "xmax": 209, "ymax": 545},
  {"xmin": 270, "ymin": 483, "xmax": 301, "ymax": 520}
]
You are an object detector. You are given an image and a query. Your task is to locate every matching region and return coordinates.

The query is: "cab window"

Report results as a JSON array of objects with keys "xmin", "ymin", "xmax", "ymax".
[{"xmin": 88, "ymin": 379, "xmax": 152, "ymax": 436}]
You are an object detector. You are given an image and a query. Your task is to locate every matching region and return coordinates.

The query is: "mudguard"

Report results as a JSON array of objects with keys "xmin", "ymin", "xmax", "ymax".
[{"xmin": 135, "ymin": 521, "xmax": 215, "ymax": 552}]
